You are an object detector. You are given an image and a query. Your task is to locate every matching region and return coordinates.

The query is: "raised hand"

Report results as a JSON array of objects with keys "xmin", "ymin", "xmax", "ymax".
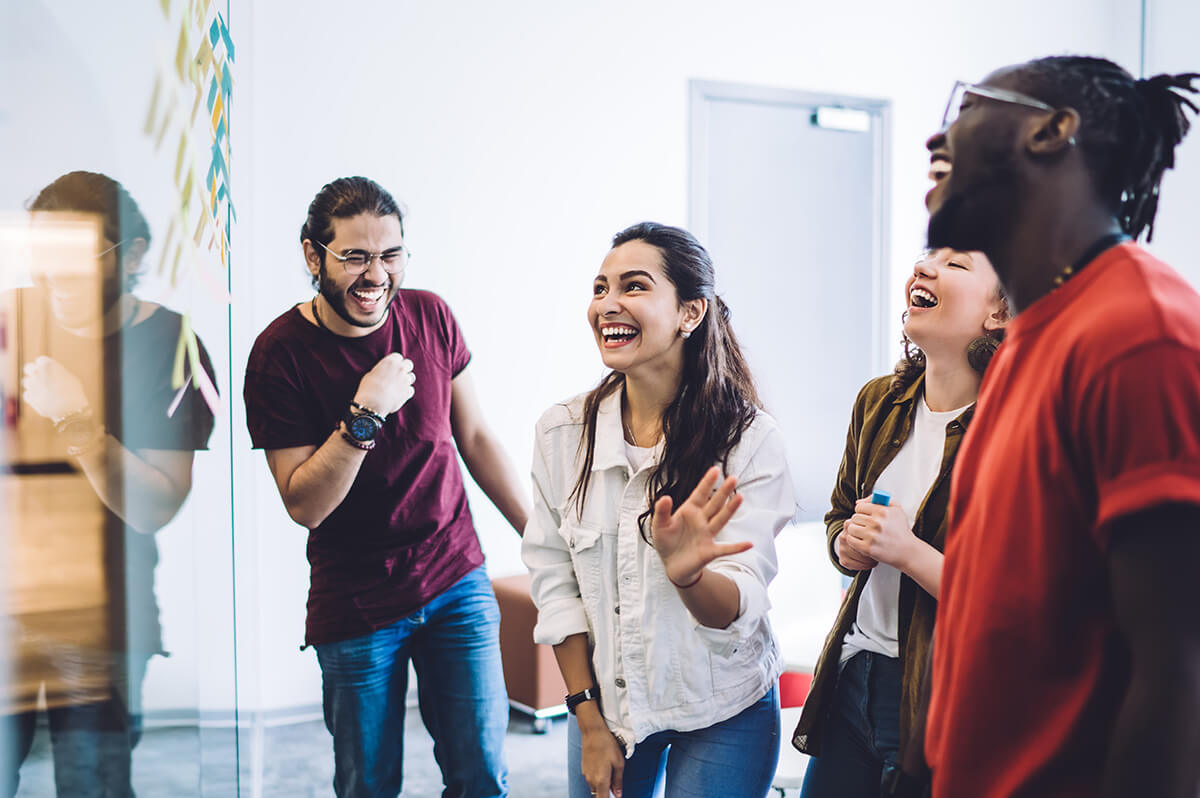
[
  {"xmin": 353, "ymin": 353, "xmax": 416, "ymax": 416},
  {"xmin": 22, "ymin": 356, "xmax": 90, "ymax": 422},
  {"xmin": 651, "ymin": 466, "xmax": 752, "ymax": 588}
]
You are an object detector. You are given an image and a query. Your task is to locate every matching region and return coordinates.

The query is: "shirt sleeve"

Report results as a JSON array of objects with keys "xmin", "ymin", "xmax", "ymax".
[
  {"xmin": 243, "ymin": 340, "xmax": 324, "ymax": 450},
  {"xmin": 521, "ymin": 419, "xmax": 590, "ymax": 646},
  {"xmin": 691, "ymin": 421, "xmax": 796, "ymax": 656},
  {"xmin": 435, "ymin": 295, "xmax": 472, "ymax": 378},
  {"xmin": 124, "ymin": 328, "xmax": 218, "ymax": 452},
  {"xmin": 1082, "ymin": 341, "xmax": 1200, "ymax": 547}
]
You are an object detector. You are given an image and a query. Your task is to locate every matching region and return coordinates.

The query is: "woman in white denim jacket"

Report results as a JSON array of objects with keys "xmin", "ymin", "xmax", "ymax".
[{"xmin": 522, "ymin": 222, "xmax": 795, "ymax": 798}]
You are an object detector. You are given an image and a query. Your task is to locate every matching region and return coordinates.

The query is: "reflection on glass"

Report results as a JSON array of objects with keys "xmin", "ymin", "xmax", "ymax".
[{"xmin": 0, "ymin": 173, "xmax": 216, "ymax": 796}]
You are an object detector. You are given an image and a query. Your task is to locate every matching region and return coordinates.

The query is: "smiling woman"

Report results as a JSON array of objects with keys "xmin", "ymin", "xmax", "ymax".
[
  {"xmin": 790, "ymin": 245, "xmax": 1007, "ymax": 797},
  {"xmin": 522, "ymin": 221, "xmax": 795, "ymax": 798}
]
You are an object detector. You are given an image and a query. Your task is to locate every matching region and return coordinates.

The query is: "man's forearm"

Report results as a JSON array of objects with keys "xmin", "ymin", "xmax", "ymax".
[
  {"xmin": 75, "ymin": 436, "xmax": 190, "ymax": 534},
  {"xmin": 280, "ymin": 429, "xmax": 368, "ymax": 528},
  {"xmin": 1101, "ymin": 666, "xmax": 1200, "ymax": 798}
]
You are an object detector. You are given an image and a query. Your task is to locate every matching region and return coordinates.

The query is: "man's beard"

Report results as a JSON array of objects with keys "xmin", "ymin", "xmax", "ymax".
[
  {"xmin": 927, "ymin": 149, "xmax": 1023, "ymax": 274},
  {"xmin": 318, "ymin": 266, "xmax": 398, "ymax": 328}
]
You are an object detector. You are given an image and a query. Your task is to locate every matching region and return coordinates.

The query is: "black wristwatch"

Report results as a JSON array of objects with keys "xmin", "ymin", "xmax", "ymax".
[
  {"xmin": 565, "ymin": 686, "xmax": 600, "ymax": 715},
  {"xmin": 342, "ymin": 401, "xmax": 385, "ymax": 444}
]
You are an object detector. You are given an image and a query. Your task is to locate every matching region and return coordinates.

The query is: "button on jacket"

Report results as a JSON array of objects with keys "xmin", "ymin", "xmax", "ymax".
[{"xmin": 522, "ymin": 389, "xmax": 795, "ymax": 753}]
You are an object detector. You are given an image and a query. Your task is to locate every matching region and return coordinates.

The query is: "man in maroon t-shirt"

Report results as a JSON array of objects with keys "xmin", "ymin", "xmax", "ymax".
[
  {"xmin": 243, "ymin": 176, "xmax": 529, "ymax": 798},
  {"xmin": 915, "ymin": 58, "xmax": 1200, "ymax": 797}
]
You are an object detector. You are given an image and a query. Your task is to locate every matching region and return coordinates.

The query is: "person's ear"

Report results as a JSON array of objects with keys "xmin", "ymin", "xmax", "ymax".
[
  {"xmin": 983, "ymin": 297, "xmax": 1011, "ymax": 332},
  {"xmin": 302, "ymin": 239, "xmax": 322, "ymax": 280},
  {"xmin": 680, "ymin": 297, "xmax": 707, "ymax": 336},
  {"xmin": 121, "ymin": 237, "xmax": 149, "ymax": 280},
  {"xmin": 1027, "ymin": 108, "xmax": 1081, "ymax": 157}
]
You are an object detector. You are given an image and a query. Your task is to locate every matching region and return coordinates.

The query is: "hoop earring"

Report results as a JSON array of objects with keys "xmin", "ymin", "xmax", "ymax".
[{"xmin": 966, "ymin": 333, "xmax": 1001, "ymax": 373}]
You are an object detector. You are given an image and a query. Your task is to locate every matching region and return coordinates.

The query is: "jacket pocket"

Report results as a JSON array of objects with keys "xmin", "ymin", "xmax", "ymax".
[{"xmin": 556, "ymin": 519, "xmax": 606, "ymax": 614}]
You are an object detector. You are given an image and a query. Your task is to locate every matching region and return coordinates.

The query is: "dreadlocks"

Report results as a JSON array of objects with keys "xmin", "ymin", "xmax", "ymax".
[{"xmin": 1016, "ymin": 56, "xmax": 1199, "ymax": 241}]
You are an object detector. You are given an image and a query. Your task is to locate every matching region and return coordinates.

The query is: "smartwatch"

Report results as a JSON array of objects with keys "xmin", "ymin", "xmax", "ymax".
[
  {"xmin": 342, "ymin": 401, "xmax": 385, "ymax": 444},
  {"xmin": 54, "ymin": 410, "xmax": 103, "ymax": 455},
  {"xmin": 565, "ymin": 686, "xmax": 600, "ymax": 715}
]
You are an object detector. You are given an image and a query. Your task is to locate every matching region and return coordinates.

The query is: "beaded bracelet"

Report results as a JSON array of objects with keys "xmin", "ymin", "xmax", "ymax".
[{"xmin": 340, "ymin": 430, "xmax": 375, "ymax": 451}]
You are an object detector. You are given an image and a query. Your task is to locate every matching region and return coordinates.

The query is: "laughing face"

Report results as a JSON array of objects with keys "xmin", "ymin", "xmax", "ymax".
[
  {"xmin": 904, "ymin": 248, "xmax": 1005, "ymax": 359},
  {"xmin": 305, "ymin": 212, "xmax": 404, "ymax": 334},
  {"xmin": 926, "ymin": 70, "xmax": 1031, "ymax": 262},
  {"xmin": 588, "ymin": 240, "xmax": 697, "ymax": 378}
]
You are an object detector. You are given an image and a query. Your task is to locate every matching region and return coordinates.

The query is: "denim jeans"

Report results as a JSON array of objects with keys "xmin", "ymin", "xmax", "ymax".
[
  {"xmin": 799, "ymin": 650, "xmax": 901, "ymax": 798},
  {"xmin": 314, "ymin": 566, "xmax": 509, "ymax": 798},
  {"xmin": 1, "ymin": 645, "xmax": 149, "ymax": 798},
  {"xmin": 567, "ymin": 685, "xmax": 780, "ymax": 798}
]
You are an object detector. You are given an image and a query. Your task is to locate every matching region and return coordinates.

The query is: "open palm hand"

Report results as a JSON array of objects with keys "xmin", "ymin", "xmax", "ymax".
[{"xmin": 651, "ymin": 466, "xmax": 752, "ymax": 587}]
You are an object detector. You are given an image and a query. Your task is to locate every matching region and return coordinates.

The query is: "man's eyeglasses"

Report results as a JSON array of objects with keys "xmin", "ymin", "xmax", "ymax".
[
  {"xmin": 940, "ymin": 80, "xmax": 1056, "ymax": 132},
  {"xmin": 317, "ymin": 240, "xmax": 410, "ymax": 275}
]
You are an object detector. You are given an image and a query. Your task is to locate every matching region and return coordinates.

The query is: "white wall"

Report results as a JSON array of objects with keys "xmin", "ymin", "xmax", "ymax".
[{"xmin": 236, "ymin": 0, "xmax": 1144, "ymax": 711}]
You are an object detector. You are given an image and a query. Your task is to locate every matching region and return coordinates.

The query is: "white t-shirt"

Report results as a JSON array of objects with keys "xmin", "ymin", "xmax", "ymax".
[
  {"xmin": 624, "ymin": 440, "xmax": 656, "ymax": 472},
  {"xmin": 840, "ymin": 392, "xmax": 968, "ymax": 662}
]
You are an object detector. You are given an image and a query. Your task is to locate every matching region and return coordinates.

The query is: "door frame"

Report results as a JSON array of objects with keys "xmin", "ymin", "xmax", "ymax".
[{"xmin": 688, "ymin": 79, "xmax": 892, "ymax": 373}]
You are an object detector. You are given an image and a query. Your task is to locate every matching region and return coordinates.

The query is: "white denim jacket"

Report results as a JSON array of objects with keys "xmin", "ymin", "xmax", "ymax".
[{"xmin": 521, "ymin": 389, "xmax": 794, "ymax": 753}]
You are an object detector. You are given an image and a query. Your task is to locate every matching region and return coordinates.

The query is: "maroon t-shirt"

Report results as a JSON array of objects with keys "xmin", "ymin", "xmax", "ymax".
[{"xmin": 243, "ymin": 289, "xmax": 484, "ymax": 646}]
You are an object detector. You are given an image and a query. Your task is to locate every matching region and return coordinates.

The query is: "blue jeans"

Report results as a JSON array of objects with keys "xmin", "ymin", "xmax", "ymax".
[
  {"xmin": 567, "ymin": 685, "xmax": 780, "ymax": 798},
  {"xmin": 314, "ymin": 566, "xmax": 509, "ymax": 798},
  {"xmin": 799, "ymin": 650, "xmax": 901, "ymax": 798},
  {"xmin": 1, "ymin": 644, "xmax": 149, "ymax": 798}
]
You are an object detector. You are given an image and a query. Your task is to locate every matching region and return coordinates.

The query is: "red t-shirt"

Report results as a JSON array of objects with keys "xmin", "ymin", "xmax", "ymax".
[
  {"xmin": 927, "ymin": 243, "xmax": 1200, "ymax": 797},
  {"xmin": 243, "ymin": 290, "xmax": 484, "ymax": 646}
]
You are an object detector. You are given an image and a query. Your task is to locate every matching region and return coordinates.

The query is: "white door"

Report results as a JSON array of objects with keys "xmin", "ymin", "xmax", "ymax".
[{"xmin": 691, "ymin": 80, "xmax": 890, "ymax": 522}]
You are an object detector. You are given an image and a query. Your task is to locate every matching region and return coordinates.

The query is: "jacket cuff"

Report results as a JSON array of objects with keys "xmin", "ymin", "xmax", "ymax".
[
  {"xmin": 688, "ymin": 566, "xmax": 768, "ymax": 657},
  {"xmin": 531, "ymin": 596, "xmax": 590, "ymax": 646}
]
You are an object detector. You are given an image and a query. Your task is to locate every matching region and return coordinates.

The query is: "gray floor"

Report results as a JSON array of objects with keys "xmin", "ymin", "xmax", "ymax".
[{"xmin": 12, "ymin": 709, "xmax": 568, "ymax": 797}]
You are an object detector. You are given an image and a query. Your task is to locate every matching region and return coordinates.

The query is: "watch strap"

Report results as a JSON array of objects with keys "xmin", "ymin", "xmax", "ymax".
[
  {"xmin": 349, "ymin": 400, "xmax": 385, "ymax": 423},
  {"xmin": 565, "ymin": 686, "xmax": 600, "ymax": 715}
]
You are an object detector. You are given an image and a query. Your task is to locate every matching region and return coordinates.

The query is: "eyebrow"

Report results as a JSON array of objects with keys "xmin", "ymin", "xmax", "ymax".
[
  {"xmin": 594, "ymin": 269, "xmax": 659, "ymax": 284},
  {"xmin": 338, "ymin": 245, "xmax": 406, "ymax": 255}
]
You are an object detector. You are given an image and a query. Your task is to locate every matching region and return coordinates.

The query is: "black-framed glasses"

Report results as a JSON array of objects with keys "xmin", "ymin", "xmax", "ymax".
[
  {"xmin": 317, "ymin": 240, "xmax": 410, "ymax": 275},
  {"xmin": 940, "ymin": 80, "xmax": 1056, "ymax": 131}
]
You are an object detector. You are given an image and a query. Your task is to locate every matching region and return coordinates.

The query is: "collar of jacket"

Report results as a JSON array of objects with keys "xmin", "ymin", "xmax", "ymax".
[
  {"xmin": 890, "ymin": 372, "xmax": 925, "ymax": 407},
  {"xmin": 589, "ymin": 386, "xmax": 665, "ymax": 473},
  {"xmin": 889, "ymin": 371, "xmax": 977, "ymax": 428}
]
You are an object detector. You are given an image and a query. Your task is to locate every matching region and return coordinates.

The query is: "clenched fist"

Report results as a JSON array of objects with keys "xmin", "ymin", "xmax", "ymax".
[
  {"xmin": 353, "ymin": 353, "xmax": 416, "ymax": 416},
  {"xmin": 22, "ymin": 356, "xmax": 90, "ymax": 423}
]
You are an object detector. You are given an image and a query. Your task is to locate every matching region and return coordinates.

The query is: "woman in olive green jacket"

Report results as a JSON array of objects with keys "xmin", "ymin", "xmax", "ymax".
[{"xmin": 793, "ymin": 248, "xmax": 1008, "ymax": 798}]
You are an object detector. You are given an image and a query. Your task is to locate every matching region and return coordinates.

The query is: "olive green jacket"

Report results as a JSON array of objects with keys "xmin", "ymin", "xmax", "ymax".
[{"xmin": 791, "ymin": 372, "xmax": 973, "ymax": 759}]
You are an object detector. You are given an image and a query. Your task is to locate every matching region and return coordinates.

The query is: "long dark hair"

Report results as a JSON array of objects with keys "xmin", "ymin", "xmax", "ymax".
[
  {"xmin": 568, "ymin": 222, "xmax": 761, "ymax": 539},
  {"xmin": 1017, "ymin": 56, "xmax": 1199, "ymax": 241}
]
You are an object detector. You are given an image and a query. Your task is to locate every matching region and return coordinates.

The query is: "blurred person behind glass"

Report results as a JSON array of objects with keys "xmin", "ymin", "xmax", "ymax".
[{"xmin": 0, "ymin": 171, "xmax": 217, "ymax": 797}]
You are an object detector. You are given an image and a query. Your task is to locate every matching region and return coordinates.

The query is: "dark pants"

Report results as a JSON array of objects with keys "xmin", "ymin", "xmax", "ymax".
[{"xmin": 799, "ymin": 650, "xmax": 901, "ymax": 798}]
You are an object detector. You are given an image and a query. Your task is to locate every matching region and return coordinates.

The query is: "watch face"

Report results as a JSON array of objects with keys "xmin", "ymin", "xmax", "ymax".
[{"xmin": 347, "ymin": 414, "xmax": 381, "ymax": 442}]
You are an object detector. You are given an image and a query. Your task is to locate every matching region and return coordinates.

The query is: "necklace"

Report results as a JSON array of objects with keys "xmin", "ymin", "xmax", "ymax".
[
  {"xmin": 1052, "ymin": 231, "xmax": 1131, "ymax": 288},
  {"xmin": 311, "ymin": 298, "xmax": 328, "ymax": 330}
]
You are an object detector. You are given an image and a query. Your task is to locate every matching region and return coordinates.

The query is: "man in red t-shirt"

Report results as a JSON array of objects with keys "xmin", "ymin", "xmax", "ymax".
[
  {"xmin": 243, "ymin": 177, "xmax": 529, "ymax": 798},
  {"xmin": 920, "ymin": 57, "xmax": 1200, "ymax": 797}
]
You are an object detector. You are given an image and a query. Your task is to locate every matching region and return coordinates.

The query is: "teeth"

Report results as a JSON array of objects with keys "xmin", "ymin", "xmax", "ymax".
[
  {"xmin": 352, "ymin": 288, "xmax": 385, "ymax": 301},
  {"xmin": 602, "ymin": 326, "xmax": 638, "ymax": 338},
  {"xmin": 910, "ymin": 288, "xmax": 938, "ymax": 307}
]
